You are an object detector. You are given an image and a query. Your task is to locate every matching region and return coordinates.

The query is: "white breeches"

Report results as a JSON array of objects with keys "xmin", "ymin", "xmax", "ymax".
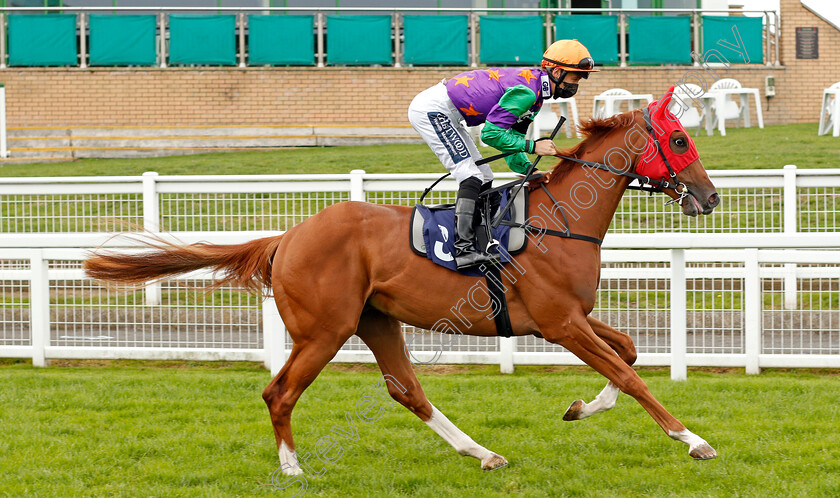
[{"xmin": 408, "ymin": 81, "xmax": 494, "ymax": 185}]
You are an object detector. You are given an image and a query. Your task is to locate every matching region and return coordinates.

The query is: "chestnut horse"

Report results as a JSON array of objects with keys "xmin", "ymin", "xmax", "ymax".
[{"xmin": 84, "ymin": 105, "xmax": 721, "ymax": 475}]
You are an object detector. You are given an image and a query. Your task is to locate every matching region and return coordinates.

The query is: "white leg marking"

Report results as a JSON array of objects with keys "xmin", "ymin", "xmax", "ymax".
[
  {"xmin": 577, "ymin": 382, "xmax": 620, "ymax": 419},
  {"xmin": 278, "ymin": 440, "xmax": 303, "ymax": 476},
  {"xmin": 424, "ymin": 403, "xmax": 507, "ymax": 470},
  {"xmin": 669, "ymin": 428, "xmax": 717, "ymax": 459},
  {"xmin": 668, "ymin": 428, "xmax": 706, "ymax": 448}
]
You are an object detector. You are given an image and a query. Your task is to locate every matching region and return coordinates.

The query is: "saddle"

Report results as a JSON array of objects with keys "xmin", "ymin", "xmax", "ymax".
[
  {"xmin": 409, "ymin": 180, "xmax": 530, "ymax": 269},
  {"xmin": 408, "ymin": 174, "xmax": 545, "ymax": 338}
]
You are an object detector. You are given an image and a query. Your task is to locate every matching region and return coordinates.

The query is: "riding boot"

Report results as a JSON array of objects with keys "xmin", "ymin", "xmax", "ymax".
[{"xmin": 454, "ymin": 178, "xmax": 500, "ymax": 270}]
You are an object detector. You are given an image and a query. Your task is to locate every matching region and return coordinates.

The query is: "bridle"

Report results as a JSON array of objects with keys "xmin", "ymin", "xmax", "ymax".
[
  {"xmin": 553, "ymin": 107, "xmax": 692, "ymax": 206},
  {"xmin": 418, "ymin": 108, "xmax": 696, "ymax": 250},
  {"xmin": 477, "ymin": 108, "xmax": 696, "ymax": 248}
]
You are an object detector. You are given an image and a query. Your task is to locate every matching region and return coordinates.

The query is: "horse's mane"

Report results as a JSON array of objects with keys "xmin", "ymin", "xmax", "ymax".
[{"xmin": 549, "ymin": 110, "xmax": 640, "ymax": 182}]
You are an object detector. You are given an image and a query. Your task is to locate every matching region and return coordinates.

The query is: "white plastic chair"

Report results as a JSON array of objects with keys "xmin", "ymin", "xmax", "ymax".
[
  {"xmin": 670, "ymin": 83, "xmax": 705, "ymax": 136},
  {"xmin": 593, "ymin": 88, "xmax": 631, "ymax": 119},
  {"xmin": 709, "ymin": 78, "xmax": 746, "ymax": 128},
  {"xmin": 529, "ymin": 97, "xmax": 581, "ymax": 140},
  {"xmin": 818, "ymin": 81, "xmax": 840, "ymax": 137}
]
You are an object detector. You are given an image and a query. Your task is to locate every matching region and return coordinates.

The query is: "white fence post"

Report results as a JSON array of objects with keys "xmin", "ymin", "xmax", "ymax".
[
  {"xmin": 0, "ymin": 83, "xmax": 7, "ymax": 158},
  {"xmin": 744, "ymin": 248, "xmax": 761, "ymax": 374},
  {"xmin": 783, "ymin": 165, "xmax": 798, "ymax": 310},
  {"xmin": 544, "ymin": 10, "xmax": 551, "ymax": 51},
  {"xmin": 142, "ymin": 172, "xmax": 162, "ymax": 306},
  {"xmin": 316, "ymin": 13, "xmax": 324, "ymax": 68},
  {"xmin": 392, "ymin": 12, "xmax": 401, "ymax": 68},
  {"xmin": 350, "ymin": 169, "xmax": 366, "ymax": 202},
  {"xmin": 238, "ymin": 13, "xmax": 246, "ymax": 68},
  {"xmin": 30, "ymin": 250, "xmax": 49, "ymax": 367},
  {"xmin": 79, "ymin": 13, "xmax": 88, "ymax": 69},
  {"xmin": 262, "ymin": 296, "xmax": 287, "ymax": 376},
  {"xmin": 499, "ymin": 336, "xmax": 514, "ymax": 374},
  {"xmin": 159, "ymin": 13, "xmax": 167, "ymax": 69},
  {"xmin": 619, "ymin": 12, "xmax": 627, "ymax": 68},
  {"xmin": 692, "ymin": 12, "xmax": 700, "ymax": 67},
  {"xmin": 670, "ymin": 248, "xmax": 687, "ymax": 381},
  {"xmin": 0, "ymin": 14, "xmax": 6, "ymax": 70},
  {"xmin": 469, "ymin": 12, "xmax": 477, "ymax": 68}
]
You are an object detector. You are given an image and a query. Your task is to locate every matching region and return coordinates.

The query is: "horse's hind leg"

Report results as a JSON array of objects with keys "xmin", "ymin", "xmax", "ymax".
[
  {"xmin": 262, "ymin": 338, "xmax": 346, "ymax": 475},
  {"xmin": 563, "ymin": 317, "xmax": 637, "ymax": 421},
  {"xmin": 356, "ymin": 309, "xmax": 507, "ymax": 471}
]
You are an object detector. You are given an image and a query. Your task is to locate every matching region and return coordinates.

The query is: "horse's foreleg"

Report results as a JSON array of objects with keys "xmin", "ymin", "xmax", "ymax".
[
  {"xmin": 542, "ymin": 311, "xmax": 716, "ymax": 460},
  {"xmin": 357, "ymin": 310, "xmax": 507, "ymax": 471},
  {"xmin": 563, "ymin": 317, "xmax": 636, "ymax": 421}
]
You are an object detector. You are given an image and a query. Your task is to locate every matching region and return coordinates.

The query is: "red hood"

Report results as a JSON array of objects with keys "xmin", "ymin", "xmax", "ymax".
[{"xmin": 637, "ymin": 86, "xmax": 699, "ymax": 182}]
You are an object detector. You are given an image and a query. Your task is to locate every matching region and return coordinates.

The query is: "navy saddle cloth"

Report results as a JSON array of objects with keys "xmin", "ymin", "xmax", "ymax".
[{"xmin": 409, "ymin": 185, "xmax": 529, "ymax": 277}]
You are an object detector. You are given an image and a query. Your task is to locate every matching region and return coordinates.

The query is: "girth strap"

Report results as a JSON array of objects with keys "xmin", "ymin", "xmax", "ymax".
[{"xmin": 483, "ymin": 265, "xmax": 514, "ymax": 338}]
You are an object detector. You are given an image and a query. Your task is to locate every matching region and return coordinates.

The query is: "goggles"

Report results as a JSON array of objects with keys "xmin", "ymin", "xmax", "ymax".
[{"xmin": 542, "ymin": 56, "xmax": 595, "ymax": 71}]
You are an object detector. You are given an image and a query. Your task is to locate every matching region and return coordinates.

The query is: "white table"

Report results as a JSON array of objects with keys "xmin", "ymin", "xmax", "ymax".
[
  {"xmin": 593, "ymin": 93, "xmax": 654, "ymax": 119},
  {"xmin": 672, "ymin": 92, "xmax": 717, "ymax": 137},
  {"xmin": 708, "ymin": 88, "xmax": 764, "ymax": 136},
  {"xmin": 818, "ymin": 88, "xmax": 840, "ymax": 137}
]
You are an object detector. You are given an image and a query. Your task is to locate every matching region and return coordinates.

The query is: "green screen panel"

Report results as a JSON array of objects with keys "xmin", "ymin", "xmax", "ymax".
[
  {"xmin": 169, "ymin": 15, "xmax": 236, "ymax": 66},
  {"xmin": 702, "ymin": 16, "xmax": 763, "ymax": 64},
  {"xmin": 248, "ymin": 15, "xmax": 314, "ymax": 66},
  {"xmin": 8, "ymin": 14, "xmax": 77, "ymax": 67},
  {"xmin": 326, "ymin": 15, "xmax": 392, "ymax": 66},
  {"xmin": 628, "ymin": 16, "xmax": 691, "ymax": 65},
  {"xmin": 403, "ymin": 15, "xmax": 468, "ymax": 66},
  {"xmin": 553, "ymin": 15, "xmax": 618, "ymax": 65},
  {"xmin": 480, "ymin": 16, "xmax": 544, "ymax": 66},
  {"xmin": 89, "ymin": 15, "xmax": 157, "ymax": 66}
]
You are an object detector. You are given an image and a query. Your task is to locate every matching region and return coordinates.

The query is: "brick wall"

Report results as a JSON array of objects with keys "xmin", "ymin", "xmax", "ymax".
[
  {"xmin": 1, "ymin": 0, "xmax": 836, "ymax": 129},
  {"xmin": 775, "ymin": 0, "xmax": 840, "ymax": 123}
]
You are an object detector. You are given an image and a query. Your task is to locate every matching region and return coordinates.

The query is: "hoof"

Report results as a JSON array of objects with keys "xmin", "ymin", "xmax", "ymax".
[
  {"xmin": 689, "ymin": 443, "xmax": 718, "ymax": 460},
  {"xmin": 481, "ymin": 453, "xmax": 508, "ymax": 471},
  {"xmin": 563, "ymin": 400, "xmax": 585, "ymax": 421},
  {"xmin": 277, "ymin": 463, "xmax": 304, "ymax": 476}
]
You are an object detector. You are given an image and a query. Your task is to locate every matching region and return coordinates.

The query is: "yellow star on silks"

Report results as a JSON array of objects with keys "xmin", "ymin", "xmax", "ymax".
[
  {"xmin": 487, "ymin": 69, "xmax": 504, "ymax": 81},
  {"xmin": 454, "ymin": 76, "xmax": 474, "ymax": 87},
  {"xmin": 459, "ymin": 104, "xmax": 483, "ymax": 117},
  {"xmin": 518, "ymin": 69, "xmax": 537, "ymax": 83}
]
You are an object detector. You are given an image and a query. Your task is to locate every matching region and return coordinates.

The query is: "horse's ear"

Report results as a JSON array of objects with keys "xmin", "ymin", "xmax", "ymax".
[{"xmin": 655, "ymin": 86, "xmax": 676, "ymax": 117}]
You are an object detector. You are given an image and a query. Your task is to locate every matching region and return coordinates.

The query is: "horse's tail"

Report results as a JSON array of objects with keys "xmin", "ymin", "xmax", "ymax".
[{"xmin": 83, "ymin": 234, "xmax": 284, "ymax": 296}]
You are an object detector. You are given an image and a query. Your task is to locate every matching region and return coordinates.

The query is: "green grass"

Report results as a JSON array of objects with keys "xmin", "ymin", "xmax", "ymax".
[
  {"xmin": 1, "ymin": 362, "xmax": 839, "ymax": 496},
  {"xmin": 0, "ymin": 123, "xmax": 836, "ymax": 178}
]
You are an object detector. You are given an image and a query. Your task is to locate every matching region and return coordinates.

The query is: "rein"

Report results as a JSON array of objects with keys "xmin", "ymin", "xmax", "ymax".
[
  {"xmin": 555, "ymin": 108, "xmax": 686, "ymax": 195},
  {"xmin": 485, "ymin": 108, "xmax": 693, "ymax": 247},
  {"xmin": 419, "ymin": 108, "xmax": 693, "ymax": 249}
]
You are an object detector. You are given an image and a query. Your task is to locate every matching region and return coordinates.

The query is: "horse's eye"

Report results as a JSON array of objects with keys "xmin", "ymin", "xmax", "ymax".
[{"xmin": 675, "ymin": 138, "xmax": 686, "ymax": 147}]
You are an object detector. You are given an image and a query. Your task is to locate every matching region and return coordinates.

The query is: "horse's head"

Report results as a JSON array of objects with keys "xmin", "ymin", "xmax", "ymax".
[{"xmin": 638, "ymin": 86, "xmax": 720, "ymax": 217}]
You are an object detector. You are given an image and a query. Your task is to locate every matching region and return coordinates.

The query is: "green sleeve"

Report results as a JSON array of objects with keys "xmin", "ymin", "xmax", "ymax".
[
  {"xmin": 504, "ymin": 152, "xmax": 532, "ymax": 175},
  {"xmin": 480, "ymin": 85, "xmax": 538, "ymax": 174},
  {"xmin": 480, "ymin": 121, "xmax": 535, "ymax": 154},
  {"xmin": 480, "ymin": 122, "xmax": 533, "ymax": 174}
]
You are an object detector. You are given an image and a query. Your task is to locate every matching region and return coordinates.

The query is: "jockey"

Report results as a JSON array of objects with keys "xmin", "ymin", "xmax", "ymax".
[{"xmin": 408, "ymin": 39, "xmax": 599, "ymax": 270}]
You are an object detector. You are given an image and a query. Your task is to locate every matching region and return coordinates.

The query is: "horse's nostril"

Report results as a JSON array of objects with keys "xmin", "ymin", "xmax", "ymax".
[{"xmin": 708, "ymin": 192, "xmax": 720, "ymax": 207}]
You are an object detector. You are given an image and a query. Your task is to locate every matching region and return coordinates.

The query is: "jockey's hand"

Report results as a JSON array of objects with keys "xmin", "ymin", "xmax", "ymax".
[{"xmin": 534, "ymin": 140, "xmax": 557, "ymax": 156}]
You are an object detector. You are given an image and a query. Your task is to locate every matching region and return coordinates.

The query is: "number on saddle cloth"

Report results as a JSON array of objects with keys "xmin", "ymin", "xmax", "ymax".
[{"xmin": 409, "ymin": 184, "xmax": 530, "ymax": 276}]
